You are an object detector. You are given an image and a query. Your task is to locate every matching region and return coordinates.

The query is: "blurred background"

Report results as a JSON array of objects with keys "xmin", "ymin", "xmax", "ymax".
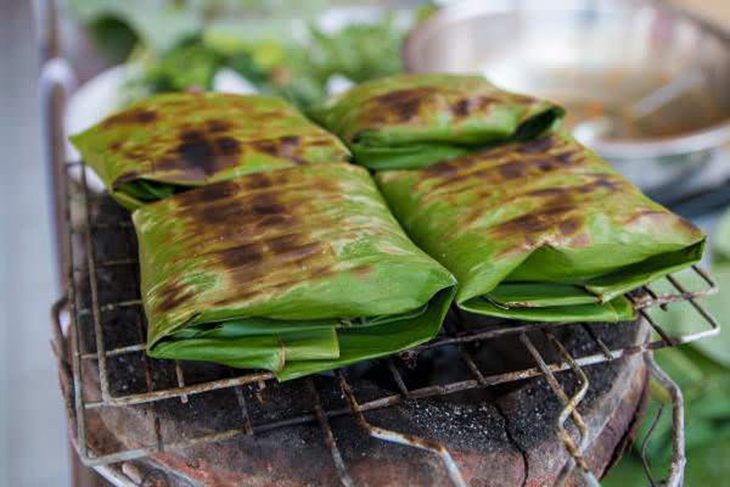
[{"xmin": 1, "ymin": 0, "xmax": 728, "ymax": 485}]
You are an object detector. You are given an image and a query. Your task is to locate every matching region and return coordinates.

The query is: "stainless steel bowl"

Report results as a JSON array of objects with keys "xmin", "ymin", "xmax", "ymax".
[{"xmin": 404, "ymin": 0, "xmax": 730, "ymax": 194}]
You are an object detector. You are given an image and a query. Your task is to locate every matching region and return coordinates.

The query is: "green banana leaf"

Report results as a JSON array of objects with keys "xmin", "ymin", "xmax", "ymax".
[
  {"xmin": 312, "ymin": 73, "xmax": 564, "ymax": 170},
  {"xmin": 70, "ymin": 92, "xmax": 349, "ymax": 209},
  {"xmin": 376, "ymin": 132, "xmax": 705, "ymax": 322},
  {"xmin": 133, "ymin": 163, "xmax": 456, "ymax": 380}
]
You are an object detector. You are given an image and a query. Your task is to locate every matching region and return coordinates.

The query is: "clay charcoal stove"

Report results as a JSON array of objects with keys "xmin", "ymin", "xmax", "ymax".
[{"xmin": 48, "ymin": 161, "xmax": 721, "ymax": 486}]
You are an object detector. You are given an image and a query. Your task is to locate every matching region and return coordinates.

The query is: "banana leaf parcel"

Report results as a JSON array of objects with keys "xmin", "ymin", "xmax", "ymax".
[
  {"xmin": 313, "ymin": 73, "xmax": 564, "ymax": 170},
  {"xmin": 134, "ymin": 163, "xmax": 456, "ymax": 380},
  {"xmin": 376, "ymin": 133, "xmax": 706, "ymax": 322},
  {"xmin": 70, "ymin": 92, "xmax": 349, "ymax": 209}
]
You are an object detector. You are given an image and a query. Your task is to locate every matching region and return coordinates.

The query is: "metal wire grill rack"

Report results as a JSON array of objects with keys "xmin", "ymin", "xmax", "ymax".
[{"xmin": 52, "ymin": 160, "xmax": 721, "ymax": 487}]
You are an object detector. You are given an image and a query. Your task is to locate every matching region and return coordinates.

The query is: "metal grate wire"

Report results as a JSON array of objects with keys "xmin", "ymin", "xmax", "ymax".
[{"xmin": 52, "ymin": 160, "xmax": 721, "ymax": 486}]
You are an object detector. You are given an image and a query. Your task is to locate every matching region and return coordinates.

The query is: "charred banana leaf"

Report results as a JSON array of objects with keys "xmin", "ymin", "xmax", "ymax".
[
  {"xmin": 71, "ymin": 92, "xmax": 350, "ymax": 209},
  {"xmin": 134, "ymin": 164, "xmax": 456, "ymax": 380},
  {"xmin": 313, "ymin": 73, "xmax": 564, "ymax": 170},
  {"xmin": 376, "ymin": 133, "xmax": 705, "ymax": 322}
]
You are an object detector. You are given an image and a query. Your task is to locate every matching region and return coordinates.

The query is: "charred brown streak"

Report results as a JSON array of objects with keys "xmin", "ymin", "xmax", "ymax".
[
  {"xmin": 250, "ymin": 193, "xmax": 285, "ymax": 216},
  {"xmin": 277, "ymin": 244, "xmax": 326, "ymax": 264},
  {"xmin": 498, "ymin": 162, "xmax": 525, "ymax": 180},
  {"xmin": 493, "ymin": 213, "xmax": 555, "ymax": 237},
  {"xmin": 251, "ymin": 135, "xmax": 304, "ymax": 163},
  {"xmin": 451, "ymin": 99, "xmax": 471, "ymax": 117},
  {"xmin": 167, "ymin": 171, "xmax": 338, "ymax": 294},
  {"xmin": 122, "ymin": 147, "xmax": 148, "ymax": 161},
  {"xmin": 421, "ymin": 159, "xmax": 463, "ymax": 178},
  {"xmin": 490, "ymin": 194, "xmax": 582, "ymax": 240},
  {"xmin": 250, "ymin": 218, "xmax": 321, "ymax": 261},
  {"xmin": 418, "ymin": 153, "xmax": 492, "ymax": 191},
  {"xmin": 102, "ymin": 108, "xmax": 158, "ymax": 128},
  {"xmin": 553, "ymin": 151, "xmax": 575, "ymax": 165},
  {"xmin": 177, "ymin": 180, "xmax": 239, "ymax": 207},
  {"xmin": 153, "ymin": 122, "xmax": 243, "ymax": 177},
  {"xmin": 280, "ymin": 135, "xmax": 301, "ymax": 147},
  {"xmin": 177, "ymin": 129, "xmax": 241, "ymax": 176},
  {"xmin": 421, "ymin": 136, "xmax": 583, "ymax": 192},
  {"xmin": 220, "ymin": 240, "xmax": 333, "ymax": 297},
  {"xmin": 215, "ymin": 137, "xmax": 241, "ymax": 157},
  {"xmin": 251, "ymin": 139, "xmax": 278, "ymax": 156},
  {"xmin": 267, "ymin": 234, "xmax": 301, "ymax": 253},
  {"xmin": 489, "ymin": 210, "xmax": 586, "ymax": 249},
  {"xmin": 175, "ymin": 188, "xmax": 252, "ymax": 227},
  {"xmin": 178, "ymin": 130, "xmax": 215, "ymax": 171},
  {"xmin": 244, "ymin": 173, "xmax": 274, "ymax": 190},
  {"xmin": 255, "ymin": 214, "xmax": 295, "ymax": 230},
  {"xmin": 203, "ymin": 230, "xmax": 318, "ymax": 279},
  {"xmin": 192, "ymin": 199, "xmax": 247, "ymax": 225},
  {"xmin": 449, "ymin": 95, "xmax": 497, "ymax": 118},
  {"xmin": 577, "ymin": 177, "xmax": 625, "ymax": 194},
  {"xmin": 227, "ymin": 262, "xmax": 328, "ymax": 299},
  {"xmin": 217, "ymin": 242, "xmax": 265, "ymax": 268},
  {"xmin": 488, "ymin": 170, "xmax": 628, "ymax": 242},
  {"xmin": 367, "ymin": 87, "xmax": 435, "ymax": 123},
  {"xmin": 278, "ymin": 135, "xmax": 303, "ymax": 163},
  {"xmin": 155, "ymin": 283, "xmax": 196, "ymax": 314},
  {"xmin": 174, "ymin": 176, "xmax": 300, "ymax": 233},
  {"xmin": 176, "ymin": 182, "xmax": 304, "ymax": 236},
  {"xmin": 487, "ymin": 148, "xmax": 580, "ymax": 180},
  {"xmin": 525, "ymin": 188, "xmax": 568, "ymax": 199},
  {"xmin": 308, "ymin": 136, "xmax": 338, "ymax": 147}
]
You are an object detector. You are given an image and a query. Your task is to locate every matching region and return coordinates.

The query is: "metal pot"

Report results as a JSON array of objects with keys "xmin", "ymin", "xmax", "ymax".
[{"xmin": 404, "ymin": 0, "xmax": 730, "ymax": 195}]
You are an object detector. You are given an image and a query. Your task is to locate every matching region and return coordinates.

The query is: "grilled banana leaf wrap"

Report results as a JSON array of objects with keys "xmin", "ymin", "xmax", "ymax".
[
  {"xmin": 313, "ymin": 73, "xmax": 564, "ymax": 170},
  {"xmin": 376, "ymin": 133, "xmax": 706, "ymax": 322},
  {"xmin": 71, "ymin": 92, "xmax": 349, "ymax": 209},
  {"xmin": 134, "ymin": 164, "xmax": 456, "ymax": 380}
]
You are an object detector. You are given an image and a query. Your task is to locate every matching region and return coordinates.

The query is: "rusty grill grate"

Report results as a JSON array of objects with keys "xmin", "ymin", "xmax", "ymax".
[{"xmin": 52, "ymin": 160, "xmax": 721, "ymax": 487}]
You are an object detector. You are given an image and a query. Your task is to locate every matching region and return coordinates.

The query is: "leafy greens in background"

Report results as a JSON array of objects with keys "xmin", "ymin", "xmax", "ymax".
[
  {"xmin": 68, "ymin": 0, "xmax": 412, "ymax": 111},
  {"xmin": 68, "ymin": 0, "xmax": 200, "ymax": 57}
]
